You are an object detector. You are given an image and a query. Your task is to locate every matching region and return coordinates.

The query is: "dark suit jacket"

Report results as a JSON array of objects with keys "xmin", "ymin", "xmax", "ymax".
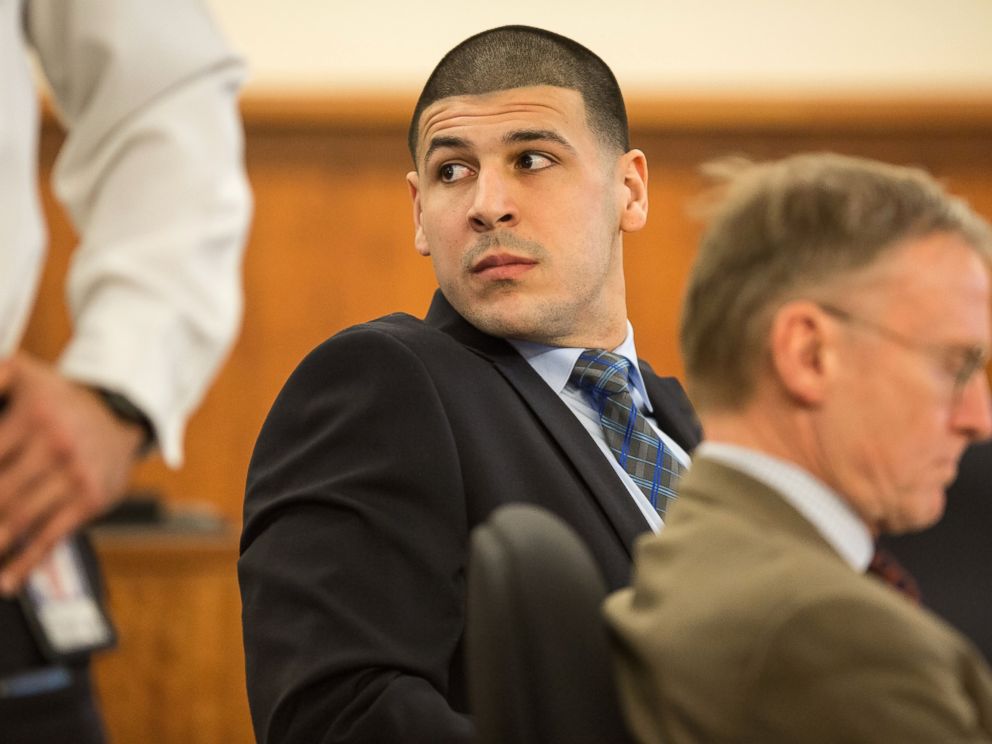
[
  {"xmin": 606, "ymin": 456, "xmax": 992, "ymax": 744},
  {"xmin": 239, "ymin": 291, "xmax": 700, "ymax": 744}
]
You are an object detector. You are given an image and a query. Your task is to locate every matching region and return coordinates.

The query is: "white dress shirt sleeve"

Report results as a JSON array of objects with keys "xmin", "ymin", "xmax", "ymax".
[{"xmin": 24, "ymin": 0, "xmax": 252, "ymax": 465}]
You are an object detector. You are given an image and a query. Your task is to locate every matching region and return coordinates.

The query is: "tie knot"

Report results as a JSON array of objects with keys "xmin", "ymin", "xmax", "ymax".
[{"xmin": 570, "ymin": 349, "xmax": 632, "ymax": 397}]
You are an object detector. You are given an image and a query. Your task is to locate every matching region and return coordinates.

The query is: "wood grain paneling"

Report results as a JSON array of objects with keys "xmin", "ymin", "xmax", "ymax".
[
  {"xmin": 29, "ymin": 94, "xmax": 992, "ymax": 521},
  {"xmin": 90, "ymin": 529, "xmax": 253, "ymax": 744}
]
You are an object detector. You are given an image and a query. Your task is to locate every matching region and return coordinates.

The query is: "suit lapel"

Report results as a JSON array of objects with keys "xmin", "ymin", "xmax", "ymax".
[
  {"xmin": 640, "ymin": 364, "xmax": 702, "ymax": 453},
  {"xmin": 424, "ymin": 291, "xmax": 649, "ymax": 556}
]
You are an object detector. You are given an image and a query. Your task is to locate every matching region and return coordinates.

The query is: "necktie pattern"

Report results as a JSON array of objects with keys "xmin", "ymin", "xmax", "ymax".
[{"xmin": 570, "ymin": 349, "xmax": 685, "ymax": 518}]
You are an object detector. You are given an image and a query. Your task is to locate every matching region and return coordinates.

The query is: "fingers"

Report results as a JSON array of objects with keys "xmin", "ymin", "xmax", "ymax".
[
  {"xmin": 0, "ymin": 467, "xmax": 89, "ymax": 595},
  {"xmin": 0, "ymin": 448, "xmax": 112, "ymax": 595},
  {"xmin": 0, "ymin": 496, "xmax": 87, "ymax": 596},
  {"xmin": 0, "ymin": 352, "xmax": 141, "ymax": 591},
  {"xmin": 0, "ymin": 357, "xmax": 29, "ymax": 465},
  {"xmin": 0, "ymin": 436, "xmax": 109, "ymax": 592},
  {"xmin": 0, "ymin": 435, "xmax": 53, "ymax": 516},
  {"xmin": 0, "ymin": 374, "xmax": 78, "ymax": 556}
]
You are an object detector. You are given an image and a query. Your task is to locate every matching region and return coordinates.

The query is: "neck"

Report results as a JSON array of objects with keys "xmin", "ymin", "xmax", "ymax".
[
  {"xmin": 524, "ymin": 309, "xmax": 629, "ymax": 350},
  {"xmin": 701, "ymin": 405, "xmax": 816, "ymax": 473},
  {"xmin": 701, "ymin": 405, "xmax": 882, "ymax": 538}
]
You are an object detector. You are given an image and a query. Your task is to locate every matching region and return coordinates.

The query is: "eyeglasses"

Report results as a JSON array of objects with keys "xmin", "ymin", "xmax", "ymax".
[{"xmin": 818, "ymin": 303, "xmax": 990, "ymax": 398}]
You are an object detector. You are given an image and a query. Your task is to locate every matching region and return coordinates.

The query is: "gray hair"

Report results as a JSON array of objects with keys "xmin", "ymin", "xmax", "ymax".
[{"xmin": 680, "ymin": 152, "xmax": 992, "ymax": 411}]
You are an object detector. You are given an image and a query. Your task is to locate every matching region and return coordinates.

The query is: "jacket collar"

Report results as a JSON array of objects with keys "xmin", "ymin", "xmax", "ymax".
[{"xmin": 424, "ymin": 290, "xmax": 684, "ymax": 555}]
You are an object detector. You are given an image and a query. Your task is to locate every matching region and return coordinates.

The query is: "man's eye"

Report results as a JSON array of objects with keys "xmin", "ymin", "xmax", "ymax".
[
  {"xmin": 518, "ymin": 153, "xmax": 554, "ymax": 171},
  {"xmin": 948, "ymin": 347, "xmax": 988, "ymax": 386},
  {"xmin": 439, "ymin": 163, "xmax": 472, "ymax": 183}
]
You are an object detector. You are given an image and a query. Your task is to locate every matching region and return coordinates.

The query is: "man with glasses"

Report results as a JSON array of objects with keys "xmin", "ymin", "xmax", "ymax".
[{"xmin": 606, "ymin": 152, "xmax": 992, "ymax": 744}]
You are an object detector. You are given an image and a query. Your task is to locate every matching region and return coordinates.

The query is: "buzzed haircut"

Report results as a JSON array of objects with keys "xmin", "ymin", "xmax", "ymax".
[
  {"xmin": 408, "ymin": 25, "xmax": 629, "ymax": 163},
  {"xmin": 680, "ymin": 152, "xmax": 992, "ymax": 412}
]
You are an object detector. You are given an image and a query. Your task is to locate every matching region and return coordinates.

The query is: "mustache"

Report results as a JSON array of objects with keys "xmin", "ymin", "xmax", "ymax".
[{"xmin": 461, "ymin": 232, "xmax": 548, "ymax": 271}]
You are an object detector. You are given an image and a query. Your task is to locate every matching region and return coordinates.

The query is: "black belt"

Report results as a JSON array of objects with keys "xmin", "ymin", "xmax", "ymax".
[{"xmin": 0, "ymin": 664, "xmax": 75, "ymax": 699}]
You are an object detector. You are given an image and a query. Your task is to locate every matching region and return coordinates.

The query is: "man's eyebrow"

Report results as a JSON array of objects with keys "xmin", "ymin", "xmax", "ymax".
[
  {"xmin": 504, "ymin": 129, "xmax": 576, "ymax": 153},
  {"xmin": 423, "ymin": 129, "xmax": 578, "ymax": 166},
  {"xmin": 423, "ymin": 135, "xmax": 469, "ymax": 167}
]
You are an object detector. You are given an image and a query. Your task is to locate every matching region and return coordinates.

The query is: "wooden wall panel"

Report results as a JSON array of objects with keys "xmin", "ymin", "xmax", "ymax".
[
  {"xmin": 23, "ymin": 95, "xmax": 992, "ymax": 742},
  {"xmin": 28, "ymin": 95, "xmax": 992, "ymax": 521},
  {"xmin": 91, "ymin": 529, "xmax": 252, "ymax": 744}
]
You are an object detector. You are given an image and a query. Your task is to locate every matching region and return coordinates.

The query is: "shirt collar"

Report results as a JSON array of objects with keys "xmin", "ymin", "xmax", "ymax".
[
  {"xmin": 696, "ymin": 441, "xmax": 874, "ymax": 572},
  {"xmin": 508, "ymin": 321, "xmax": 652, "ymax": 410}
]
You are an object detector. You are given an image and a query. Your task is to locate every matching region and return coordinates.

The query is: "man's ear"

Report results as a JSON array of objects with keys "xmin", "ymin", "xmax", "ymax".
[
  {"xmin": 769, "ymin": 301, "xmax": 834, "ymax": 406},
  {"xmin": 406, "ymin": 171, "xmax": 430, "ymax": 257},
  {"xmin": 618, "ymin": 149, "xmax": 648, "ymax": 234}
]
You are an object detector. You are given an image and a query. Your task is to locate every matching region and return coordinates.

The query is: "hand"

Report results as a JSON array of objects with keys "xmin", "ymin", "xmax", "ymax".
[{"xmin": 0, "ymin": 352, "xmax": 145, "ymax": 595}]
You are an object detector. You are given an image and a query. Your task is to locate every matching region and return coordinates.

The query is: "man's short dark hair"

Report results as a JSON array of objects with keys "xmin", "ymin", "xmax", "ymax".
[{"xmin": 408, "ymin": 25, "xmax": 630, "ymax": 163}]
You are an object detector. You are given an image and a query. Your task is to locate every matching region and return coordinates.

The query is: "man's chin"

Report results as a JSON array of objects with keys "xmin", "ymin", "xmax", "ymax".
[
  {"xmin": 886, "ymin": 491, "xmax": 948, "ymax": 536},
  {"xmin": 472, "ymin": 315, "xmax": 544, "ymax": 343},
  {"xmin": 456, "ymin": 295, "xmax": 554, "ymax": 342}
]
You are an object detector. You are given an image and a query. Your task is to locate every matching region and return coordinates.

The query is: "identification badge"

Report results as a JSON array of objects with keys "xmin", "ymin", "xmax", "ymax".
[{"xmin": 17, "ymin": 537, "xmax": 116, "ymax": 662}]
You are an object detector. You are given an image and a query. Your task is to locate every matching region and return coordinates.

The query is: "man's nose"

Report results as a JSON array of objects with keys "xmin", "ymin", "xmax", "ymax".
[
  {"xmin": 467, "ymin": 168, "xmax": 518, "ymax": 232},
  {"xmin": 954, "ymin": 368, "xmax": 992, "ymax": 442}
]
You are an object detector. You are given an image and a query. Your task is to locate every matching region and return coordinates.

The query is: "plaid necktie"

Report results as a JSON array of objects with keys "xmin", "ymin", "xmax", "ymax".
[
  {"xmin": 570, "ymin": 349, "xmax": 685, "ymax": 518},
  {"xmin": 868, "ymin": 547, "xmax": 922, "ymax": 604}
]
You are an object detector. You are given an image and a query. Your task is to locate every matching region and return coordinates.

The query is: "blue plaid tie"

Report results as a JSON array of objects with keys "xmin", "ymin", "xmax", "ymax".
[{"xmin": 570, "ymin": 349, "xmax": 685, "ymax": 518}]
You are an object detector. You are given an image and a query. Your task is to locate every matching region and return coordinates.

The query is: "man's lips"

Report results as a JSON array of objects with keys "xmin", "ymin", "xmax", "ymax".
[{"xmin": 471, "ymin": 253, "xmax": 538, "ymax": 279}]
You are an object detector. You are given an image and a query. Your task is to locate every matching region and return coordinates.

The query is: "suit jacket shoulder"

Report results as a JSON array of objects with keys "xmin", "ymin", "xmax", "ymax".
[
  {"xmin": 241, "ymin": 292, "xmax": 700, "ymax": 743},
  {"xmin": 606, "ymin": 457, "xmax": 992, "ymax": 744}
]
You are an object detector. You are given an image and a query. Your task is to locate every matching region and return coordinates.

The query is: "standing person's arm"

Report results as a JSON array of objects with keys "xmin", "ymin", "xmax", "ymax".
[{"xmin": 0, "ymin": 0, "xmax": 251, "ymax": 591}]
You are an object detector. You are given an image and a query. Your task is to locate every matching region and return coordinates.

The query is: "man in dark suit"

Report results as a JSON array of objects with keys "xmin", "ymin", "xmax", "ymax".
[
  {"xmin": 606, "ymin": 153, "xmax": 992, "ymax": 743},
  {"xmin": 239, "ymin": 25, "xmax": 700, "ymax": 744}
]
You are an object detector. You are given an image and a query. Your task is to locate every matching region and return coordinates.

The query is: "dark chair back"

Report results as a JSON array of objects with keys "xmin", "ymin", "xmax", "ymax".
[{"xmin": 466, "ymin": 503, "xmax": 635, "ymax": 744}]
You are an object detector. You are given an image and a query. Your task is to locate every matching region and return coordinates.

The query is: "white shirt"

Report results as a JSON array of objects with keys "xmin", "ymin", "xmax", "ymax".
[
  {"xmin": 510, "ymin": 323, "xmax": 692, "ymax": 531},
  {"xmin": 697, "ymin": 441, "xmax": 874, "ymax": 571},
  {"xmin": 2, "ymin": 0, "xmax": 252, "ymax": 465}
]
